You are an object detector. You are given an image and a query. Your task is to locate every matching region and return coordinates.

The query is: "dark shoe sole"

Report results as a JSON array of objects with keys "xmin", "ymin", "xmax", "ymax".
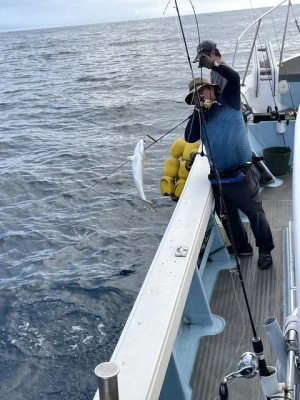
[
  {"xmin": 237, "ymin": 251, "xmax": 253, "ymax": 256},
  {"xmin": 258, "ymin": 260, "xmax": 273, "ymax": 269},
  {"xmin": 227, "ymin": 246, "xmax": 253, "ymax": 256},
  {"xmin": 259, "ymin": 178, "xmax": 275, "ymax": 186},
  {"xmin": 258, "ymin": 264, "xmax": 272, "ymax": 270},
  {"xmin": 258, "ymin": 262, "xmax": 272, "ymax": 270}
]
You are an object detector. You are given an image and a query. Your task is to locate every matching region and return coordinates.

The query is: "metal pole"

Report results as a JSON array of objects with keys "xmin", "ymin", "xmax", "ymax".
[
  {"xmin": 286, "ymin": 329, "xmax": 297, "ymax": 400},
  {"xmin": 94, "ymin": 362, "xmax": 120, "ymax": 400}
]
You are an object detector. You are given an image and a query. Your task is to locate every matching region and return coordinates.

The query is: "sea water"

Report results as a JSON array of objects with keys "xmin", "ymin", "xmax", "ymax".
[{"xmin": 0, "ymin": 5, "xmax": 299, "ymax": 399}]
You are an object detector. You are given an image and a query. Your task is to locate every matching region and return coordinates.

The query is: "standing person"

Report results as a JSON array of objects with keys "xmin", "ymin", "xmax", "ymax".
[
  {"xmin": 193, "ymin": 40, "xmax": 228, "ymax": 91},
  {"xmin": 184, "ymin": 54, "xmax": 274, "ymax": 269},
  {"xmin": 194, "ymin": 39, "xmax": 274, "ymax": 186}
]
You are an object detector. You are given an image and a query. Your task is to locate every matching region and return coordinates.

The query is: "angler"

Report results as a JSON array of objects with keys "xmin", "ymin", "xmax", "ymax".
[{"xmin": 184, "ymin": 56, "xmax": 274, "ymax": 269}]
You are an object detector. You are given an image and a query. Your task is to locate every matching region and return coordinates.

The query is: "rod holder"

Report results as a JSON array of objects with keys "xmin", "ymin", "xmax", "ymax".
[
  {"xmin": 260, "ymin": 366, "xmax": 283, "ymax": 398},
  {"xmin": 265, "ymin": 317, "xmax": 287, "ymax": 379},
  {"xmin": 94, "ymin": 362, "xmax": 120, "ymax": 400}
]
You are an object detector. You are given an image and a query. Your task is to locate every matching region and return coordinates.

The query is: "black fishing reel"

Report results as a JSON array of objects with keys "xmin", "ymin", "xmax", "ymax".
[{"xmin": 199, "ymin": 94, "xmax": 205, "ymax": 108}]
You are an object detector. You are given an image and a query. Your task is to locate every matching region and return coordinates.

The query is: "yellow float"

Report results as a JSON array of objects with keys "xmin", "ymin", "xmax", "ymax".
[
  {"xmin": 160, "ymin": 138, "xmax": 199, "ymax": 201},
  {"xmin": 169, "ymin": 138, "xmax": 187, "ymax": 158},
  {"xmin": 163, "ymin": 157, "xmax": 180, "ymax": 178}
]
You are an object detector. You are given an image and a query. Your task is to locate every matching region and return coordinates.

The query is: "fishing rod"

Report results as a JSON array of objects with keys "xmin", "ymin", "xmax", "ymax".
[
  {"xmin": 144, "ymin": 117, "xmax": 189, "ymax": 150},
  {"xmin": 173, "ymin": 0, "xmax": 271, "ymax": 392},
  {"xmin": 94, "ymin": 0, "xmax": 200, "ymax": 188},
  {"xmin": 174, "ymin": 0, "xmax": 194, "ymax": 79},
  {"xmin": 93, "ymin": 117, "xmax": 189, "ymax": 186}
]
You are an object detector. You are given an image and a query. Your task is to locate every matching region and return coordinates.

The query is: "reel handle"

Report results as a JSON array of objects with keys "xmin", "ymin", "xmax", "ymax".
[{"xmin": 219, "ymin": 381, "xmax": 228, "ymax": 400}]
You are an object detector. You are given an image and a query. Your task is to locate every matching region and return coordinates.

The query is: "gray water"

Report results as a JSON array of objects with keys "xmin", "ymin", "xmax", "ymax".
[{"xmin": 1, "ymin": 5, "xmax": 300, "ymax": 399}]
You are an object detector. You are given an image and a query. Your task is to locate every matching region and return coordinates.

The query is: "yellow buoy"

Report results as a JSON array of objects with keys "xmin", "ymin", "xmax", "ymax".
[
  {"xmin": 178, "ymin": 160, "xmax": 189, "ymax": 179},
  {"xmin": 174, "ymin": 178, "xmax": 186, "ymax": 198},
  {"xmin": 169, "ymin": 138, "xmax": 187, "ymax": 159},
  {"xmin": 163, "ymin": 157, "xmax": 180, "ymax": 178},
  {"xmin": 182, "ymin": 141, "xmax": 199, "ymax": 160},
  {"xmin": 160, "ymin": 176, "xmax": 175, "ymax": 196}
]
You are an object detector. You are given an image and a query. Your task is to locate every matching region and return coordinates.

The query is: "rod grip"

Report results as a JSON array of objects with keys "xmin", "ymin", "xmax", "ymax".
[{"xmin": 252, "ymin": 337, "xmax": 270, "ymax": 376}]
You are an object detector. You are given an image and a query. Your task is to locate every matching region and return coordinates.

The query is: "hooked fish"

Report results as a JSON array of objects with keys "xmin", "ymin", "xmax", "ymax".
[{"xmin": 129, "ymin": 139, "xmax": 155, "ymax": 210}]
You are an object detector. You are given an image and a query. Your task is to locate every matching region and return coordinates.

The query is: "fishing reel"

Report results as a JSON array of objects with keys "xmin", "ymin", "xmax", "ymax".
[
  {"xmin": 219, "ymin": 352, "xmax": 259, "ymax": 399},
  {"xmin": 199, "ymin": 94, "xmax": 205, "ymax": 108}
]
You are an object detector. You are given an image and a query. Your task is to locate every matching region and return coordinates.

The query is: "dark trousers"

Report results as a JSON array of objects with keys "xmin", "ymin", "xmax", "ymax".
[{"xmin": 212, "ymin": 165, "xmax": 274, "ymax": 251}]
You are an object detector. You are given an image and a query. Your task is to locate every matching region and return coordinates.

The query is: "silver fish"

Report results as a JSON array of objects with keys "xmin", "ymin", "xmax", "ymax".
[{"xmin": 130, "ymin": 139, "xmax": 155, "ymax": 210}]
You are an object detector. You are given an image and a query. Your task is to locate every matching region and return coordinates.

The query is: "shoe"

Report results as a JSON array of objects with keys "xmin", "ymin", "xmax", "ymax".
[
  {"xmin": 227, "ymin": 243, "xmax": 253, "ymax": 256},
  {"xmin": 258, "ymin": 250, "xmax": 273, "ymax": 269},
  {"xmin": 259, "ymin": 173, "xmax": 275, "ymax": 186}
]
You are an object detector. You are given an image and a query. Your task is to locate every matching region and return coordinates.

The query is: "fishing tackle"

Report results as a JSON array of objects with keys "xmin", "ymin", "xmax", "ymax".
[
  {"xmin": 173, "ymin": 0, "xmax": 272, "ymax": 387},
  {"xmin": 92, "ymin": 117, "xmax": 189, "ymax": 187}
]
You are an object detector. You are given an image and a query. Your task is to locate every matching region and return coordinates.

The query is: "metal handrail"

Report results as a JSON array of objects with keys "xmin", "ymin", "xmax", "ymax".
[{"xmin": 232, "ymin": 0, "xmax": 290, "ymax": 80}]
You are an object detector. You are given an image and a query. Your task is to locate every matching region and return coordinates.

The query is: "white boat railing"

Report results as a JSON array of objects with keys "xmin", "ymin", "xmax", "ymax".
[
  {"xmin": 293, "ymin": 107, "xmax": 300, "ymax": 331},
  {"xmin": 232, "ymin": 0, "xmax": 291, "ymax": 79},
  {"xmin": 93, "ymin": 154, "xmax": 235, "ymax": 399},
  {"xmin": 283, "ymin": 106, "xmax": 300, "ymax": 400}
]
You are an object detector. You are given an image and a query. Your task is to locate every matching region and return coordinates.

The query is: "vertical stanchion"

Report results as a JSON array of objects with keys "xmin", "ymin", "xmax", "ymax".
[{"xmin": 94, "ymin": 362, "xmax": 120, "ymax": 400}]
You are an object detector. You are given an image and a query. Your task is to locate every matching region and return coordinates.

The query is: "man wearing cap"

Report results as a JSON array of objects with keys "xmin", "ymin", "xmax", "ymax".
[
  {"xmin": 184, "ymin": 54, "xmax": 274, "ymax": 270},
  {"xmin": 193, "ymin": 40, "xmax": 228, "ymax": 91},
  {"xmin": 194, "ymin": 40, "xmax": 275, "ymax": 186}
]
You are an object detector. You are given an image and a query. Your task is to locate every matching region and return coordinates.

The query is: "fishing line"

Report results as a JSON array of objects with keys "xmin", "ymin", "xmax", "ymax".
[
  {"xmin": 175, "ymin": 0, "xmax": 258, "ymax": 335},
  {"xmin": 210, "ymin": 271, "xmax": 247, "ymax": 400},
  {"xmin": 175, "ymin": 0, "xmax": 272, "ymax": 379},
  {"xmin": 88, "ymin": 1, "xmax": 197, "ymax": 191},
  {"xmin": 274, "ymin": 2, "xmax": 300, "ymax": 110},
  {"xmin": 254, "ymin": 2, "xmax": 298, "ymax": 152},
  {"xmin": 144, "ymin": 117, "xmax": 189, "ymax": 150},
  {"xmin": 291, "ymin": 2, "xmax": 300, "ymax": 33},
  {"xmin": 92, "ymin": 117, "xmax": 190, "ymax": 187},
  {"xmin": 164, "ymin": 0, "xmax": 201, "ymax": 133},
  {"xmin": 163, "ymin": 0, "xmax": 173, "ymax": 15},
  {"xmin": 251, "ymin": 1, "xmax": 298, "ymax": 116},
  {"xmin": 198, "ymin": 105, "xmax": 259, "ymax": 338}
]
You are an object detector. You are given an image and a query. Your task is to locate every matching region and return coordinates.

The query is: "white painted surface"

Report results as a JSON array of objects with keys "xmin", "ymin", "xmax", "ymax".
[
  {"xmin": 293, "ymin": 108, "xmax": 300, "ymax": 345},
  {"xmin": 93, "ymin": 154, "xmax": 213, "ymax": 400}
]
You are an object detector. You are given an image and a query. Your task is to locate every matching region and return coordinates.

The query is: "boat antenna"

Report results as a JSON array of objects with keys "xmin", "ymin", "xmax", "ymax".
[{"xmin": 174, "ymin": 0, "xmax": 271, "ymax": 378}]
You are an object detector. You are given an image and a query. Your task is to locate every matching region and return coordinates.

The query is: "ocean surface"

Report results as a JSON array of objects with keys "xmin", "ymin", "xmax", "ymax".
[{"xmin": 1, "ymin": 5, "xmax": 300, "ymax": 399}]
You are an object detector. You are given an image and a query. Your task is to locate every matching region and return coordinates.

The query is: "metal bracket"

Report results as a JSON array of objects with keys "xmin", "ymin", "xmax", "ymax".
[{"xmin": 175, "ymin": 246, "xmax": 188, "ymax": 257}]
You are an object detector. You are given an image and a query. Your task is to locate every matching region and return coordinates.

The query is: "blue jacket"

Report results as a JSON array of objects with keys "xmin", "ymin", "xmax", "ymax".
[{"xmin": 184, "ymin": 64, "xmax": 252, "ymax": 170}]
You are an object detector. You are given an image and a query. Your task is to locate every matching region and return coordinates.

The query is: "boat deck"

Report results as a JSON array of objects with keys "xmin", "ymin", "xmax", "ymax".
[{"xmin": 191, "ymin": 171, "xmax": 293, "ymax": 399}]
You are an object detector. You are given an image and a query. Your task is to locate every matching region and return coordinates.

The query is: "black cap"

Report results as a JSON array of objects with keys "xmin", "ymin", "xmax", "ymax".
[{"xmin": 193, "ymin": 40, "xmax": 217, "ymax": 63}]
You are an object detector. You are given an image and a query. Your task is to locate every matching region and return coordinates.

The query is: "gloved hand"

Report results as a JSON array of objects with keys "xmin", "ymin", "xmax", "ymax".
[
  {"xmin": 199, "ymin": 54, "xmax": 214, "ymax": 69},
  {"xmin": 185, "ymin": 151, "xmax": 198, "ymax": 171}
]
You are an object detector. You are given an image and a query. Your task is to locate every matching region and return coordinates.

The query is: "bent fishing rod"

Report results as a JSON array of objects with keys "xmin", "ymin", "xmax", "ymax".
[
  {"xmin": 173, "ymin": 0, "xmax": 271, "ymax": 389},
  {"xmin": 92, "ymin": 0, "xmax": 202, "ymax": 189}
]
